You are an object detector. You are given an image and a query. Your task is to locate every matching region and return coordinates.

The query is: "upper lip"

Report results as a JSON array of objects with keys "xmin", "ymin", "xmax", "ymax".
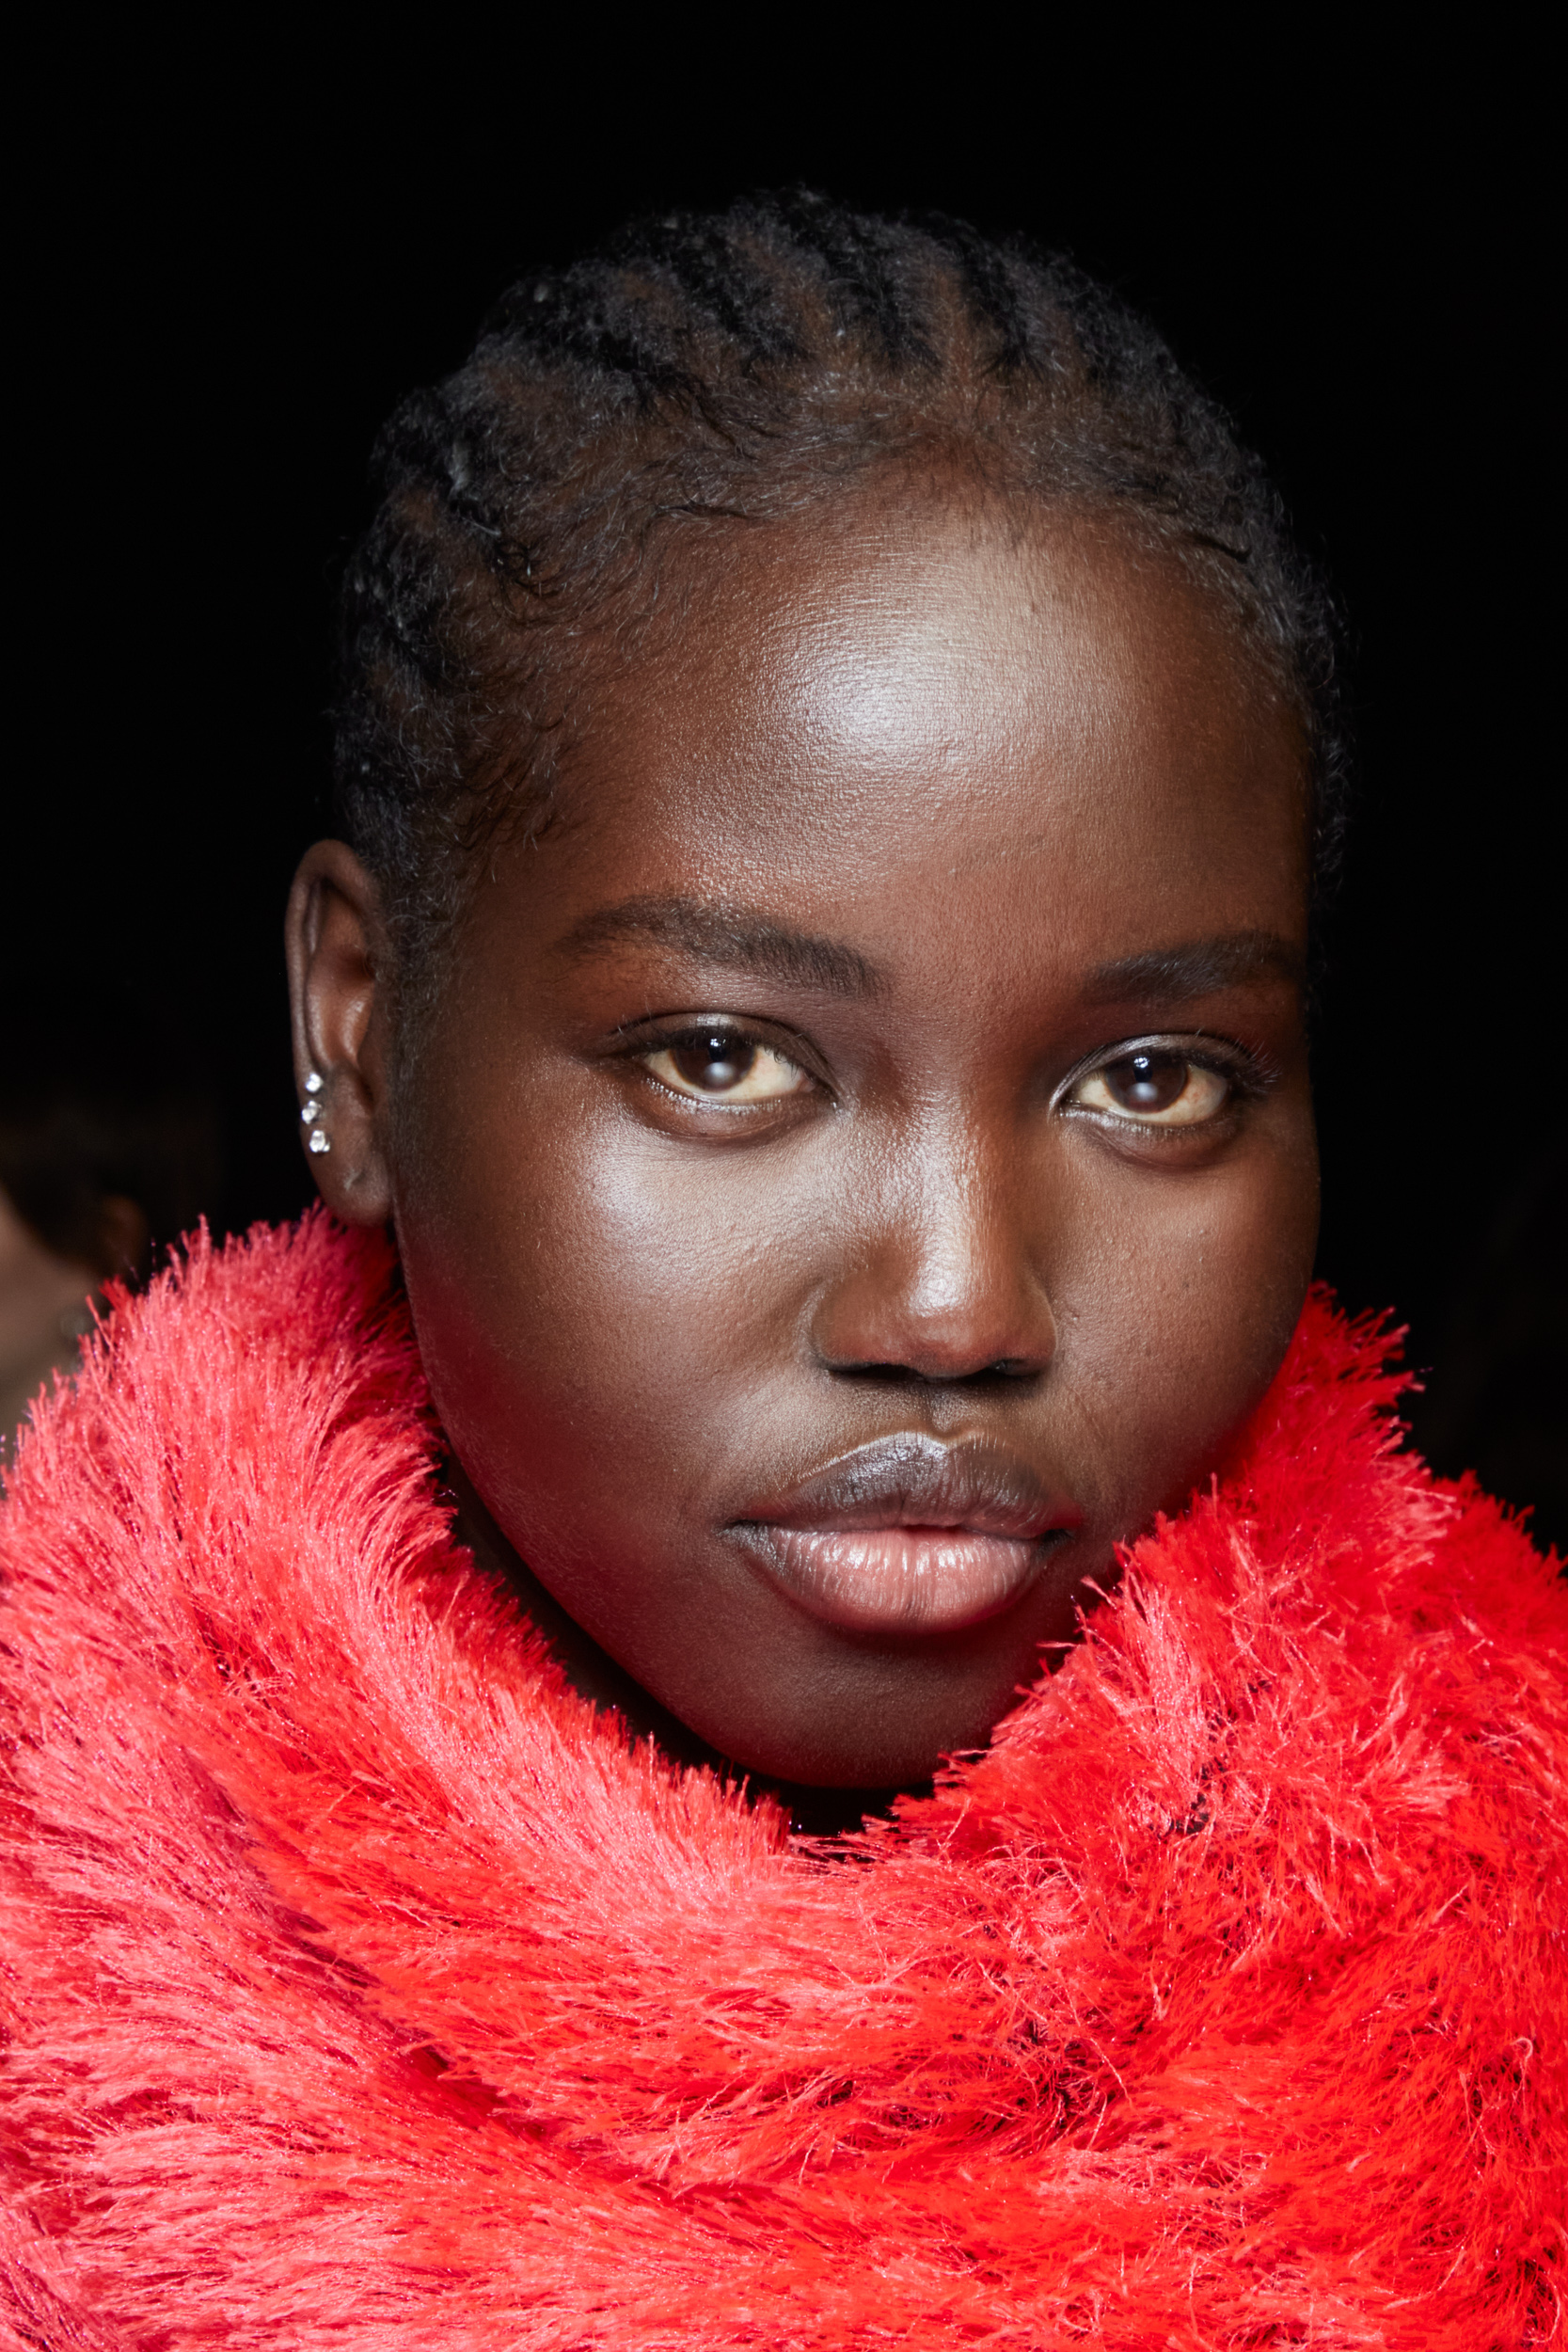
[{"xmin": 734, "ymin": 1434, "xmax": 1075, "ymax": 1541}]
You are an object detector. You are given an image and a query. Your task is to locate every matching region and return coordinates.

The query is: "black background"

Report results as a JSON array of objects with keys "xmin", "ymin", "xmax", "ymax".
[{"xmin": 10, "ymin": 46, "xmax": 1560, "ymax": 1532}]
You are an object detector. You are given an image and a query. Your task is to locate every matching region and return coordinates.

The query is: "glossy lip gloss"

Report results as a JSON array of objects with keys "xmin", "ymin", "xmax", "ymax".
[{"xmin": 731, "ymin": 1433, "xmax": 1078, "ymax": 1637}]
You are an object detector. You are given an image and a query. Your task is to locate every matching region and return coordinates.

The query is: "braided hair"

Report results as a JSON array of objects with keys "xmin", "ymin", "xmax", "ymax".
[{"xmin": 336, "ymin": 192, "xmax": 1345, "ymax": 992}]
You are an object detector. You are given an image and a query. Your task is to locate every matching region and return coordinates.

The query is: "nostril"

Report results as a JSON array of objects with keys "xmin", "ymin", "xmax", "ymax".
[
  {"xmin": 831, "ymin": 1357, "xmax": 1041, "ymax": 1389},
  {"xmin": 811, "ymin": 1253, "xmax": 1057, "ymax": 1389}
]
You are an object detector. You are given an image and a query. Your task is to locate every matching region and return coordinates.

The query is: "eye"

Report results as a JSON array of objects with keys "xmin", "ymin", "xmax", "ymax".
[
  {"xmin": 641, "ymin": 1028, "xmax": 811, "ymax": 1104},
  {"xmin": 1070, "ymin": 1049, "xmax": 1230, "ymax": 1127}
]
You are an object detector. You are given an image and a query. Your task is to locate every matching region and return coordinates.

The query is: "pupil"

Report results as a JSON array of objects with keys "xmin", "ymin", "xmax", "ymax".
[
  {"xmin": 673, "ymin": 1033, "xmax": 755, "ymax": 1091},
  {"xmin": 1106, "ymin": 1051, "xmax": 1186, "ymax": 1112}
]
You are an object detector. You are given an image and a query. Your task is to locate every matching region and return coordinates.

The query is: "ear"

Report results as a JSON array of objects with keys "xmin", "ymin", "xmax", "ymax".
[{"xmin": 284, "ymin": 841, "xmax": 395, "ymax": 1225}]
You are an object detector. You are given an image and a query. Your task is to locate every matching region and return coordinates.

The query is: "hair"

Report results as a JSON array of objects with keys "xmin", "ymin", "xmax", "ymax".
[
  {"xmin": 335, "ymin": 192, "xmax": 1347, "ymax": 1001},
  {"xmin": 0, "ymin": 1003, "xmax": 221, "ymax": 1281}
]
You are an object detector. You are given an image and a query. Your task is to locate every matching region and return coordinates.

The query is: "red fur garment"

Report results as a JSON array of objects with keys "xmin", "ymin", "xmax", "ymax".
[{"xmin": 1, "ymin": 1217, "xmax": 1564, "ymax": 2348}]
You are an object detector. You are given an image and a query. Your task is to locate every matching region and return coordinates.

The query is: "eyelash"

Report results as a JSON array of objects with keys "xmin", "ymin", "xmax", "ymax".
[
  {"xmin": 624, "ymin": 1022, "xmax": 1267, "ymax": 1125},
  {"xmin": 629, "ymin": 1022, "xmax": 818, "ymax": 1108},
  {"xmin": 1056, "ymin": 1037, "xmax": 1263, "ymax": 1128}
]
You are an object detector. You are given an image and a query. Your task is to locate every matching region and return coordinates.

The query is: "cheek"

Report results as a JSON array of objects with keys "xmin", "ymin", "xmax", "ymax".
[
  {"xmin": 391, "ymin": 1075, "xmax": 805, "ymax": 1509},
  {"xmin": 1050, "ymin": 1128, "xmax": 1319, "ymax": 1522}
]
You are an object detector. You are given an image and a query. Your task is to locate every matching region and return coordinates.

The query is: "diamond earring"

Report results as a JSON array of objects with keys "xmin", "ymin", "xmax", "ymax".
[{"xmin": 301, "ymin": 1070, "xmax": 331, "ymax": 1155}]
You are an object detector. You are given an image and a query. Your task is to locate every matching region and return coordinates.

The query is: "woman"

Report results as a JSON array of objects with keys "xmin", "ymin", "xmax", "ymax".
[{"xmin": 4, "ymin": 196, "xmax": 1562, "ymax": 2346}]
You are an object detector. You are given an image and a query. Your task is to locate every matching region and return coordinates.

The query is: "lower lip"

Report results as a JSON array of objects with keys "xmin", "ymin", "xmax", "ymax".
[{"xmin": 738, "ymin": 1524, "xmax": 1051, "ymax": 1635}]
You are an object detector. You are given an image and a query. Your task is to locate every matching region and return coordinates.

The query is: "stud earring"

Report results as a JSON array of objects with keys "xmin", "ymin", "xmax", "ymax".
[{"xmin": 301, "ymin": 1071, "xmax": 331, "ymax": 1154}]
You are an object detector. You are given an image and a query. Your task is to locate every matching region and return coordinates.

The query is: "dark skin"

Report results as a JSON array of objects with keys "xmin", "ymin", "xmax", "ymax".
[{"xmin": 288, "ymin": 489, "xmax": 1319, "ymax": 1811}]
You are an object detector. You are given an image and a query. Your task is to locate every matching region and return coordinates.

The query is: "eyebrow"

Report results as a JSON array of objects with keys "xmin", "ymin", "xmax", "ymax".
[
  {"xmin": 559, "ymin": 900, "xmax": 1301, "ymax": 1009},
  {"xmin": 1084, "ymin": 931, "xmax": 1306, "ymax": 1004},
  {"xmin": 557, "ymin": 896, "xmax": 884, "ymax": 998}
]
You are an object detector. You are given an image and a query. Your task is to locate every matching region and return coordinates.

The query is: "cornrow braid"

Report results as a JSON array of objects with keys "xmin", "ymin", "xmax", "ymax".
[{"xmin": 335, "ymin": 192, "xmax": 1347, "ymax": 998}]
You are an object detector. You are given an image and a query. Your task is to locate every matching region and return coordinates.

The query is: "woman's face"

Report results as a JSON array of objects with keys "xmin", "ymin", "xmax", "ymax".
[{"xmin": 293, "ymin": 492, "xmax": 1318, "ymax": 1789}]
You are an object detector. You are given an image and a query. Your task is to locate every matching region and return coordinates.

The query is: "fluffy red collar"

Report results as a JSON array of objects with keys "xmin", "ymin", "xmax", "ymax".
[{"xmin": 2, "ymin": 1217, "xmax": 1564, "ymax": 2347}]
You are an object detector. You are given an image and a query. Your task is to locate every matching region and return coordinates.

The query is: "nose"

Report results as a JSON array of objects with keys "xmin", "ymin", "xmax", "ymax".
[{"xmin": 809, "ymin": 1119, "xmax": 1056, "ymax": 1385}]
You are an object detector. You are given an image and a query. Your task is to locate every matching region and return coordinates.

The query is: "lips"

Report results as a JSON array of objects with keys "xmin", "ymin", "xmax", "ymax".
[{"xmin": 730, "ymin": 1434, "xmax": 1078, "ymax": 1637}]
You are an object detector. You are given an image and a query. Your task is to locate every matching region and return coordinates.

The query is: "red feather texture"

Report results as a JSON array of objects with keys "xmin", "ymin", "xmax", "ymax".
[{"xmin": 1, "ymin": 1216, "xmax": 1564, "ymax": 2347}]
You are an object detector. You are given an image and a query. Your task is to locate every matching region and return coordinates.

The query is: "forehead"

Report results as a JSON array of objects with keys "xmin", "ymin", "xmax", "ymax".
[{"xmin": 523, "ymin": 487, "xmax": 1310, "ymax": 963}]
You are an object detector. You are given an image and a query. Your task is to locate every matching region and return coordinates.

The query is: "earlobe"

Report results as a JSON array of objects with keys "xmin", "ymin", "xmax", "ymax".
[{"xmin": 284, "ymin": 841, "xmax": 395, "ymax": 1226}]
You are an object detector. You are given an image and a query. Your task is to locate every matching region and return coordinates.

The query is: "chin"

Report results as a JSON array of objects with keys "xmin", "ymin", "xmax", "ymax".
[
  {"xmin": 709, "ymin": 1681, "xmax": 1016, "ymax": 1793},
  {"xmin": 682, "ymin": 1588, "xmax": 1086, "ymax": 1791}
]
